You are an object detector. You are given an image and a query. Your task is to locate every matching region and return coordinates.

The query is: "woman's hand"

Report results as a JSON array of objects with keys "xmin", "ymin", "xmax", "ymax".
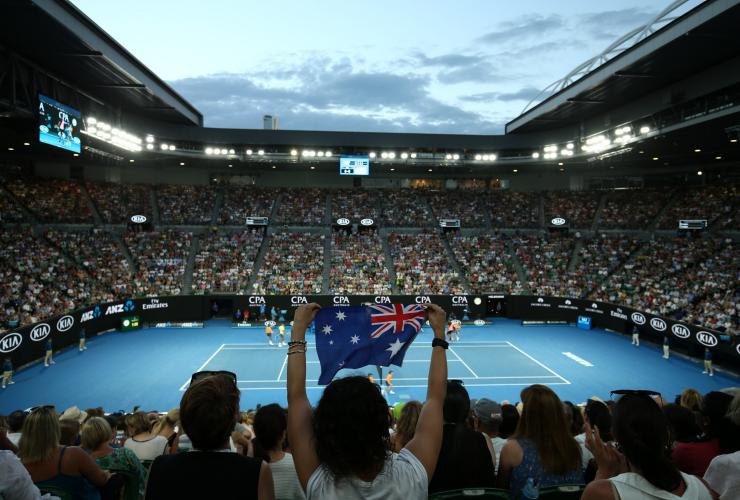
[
  {"xmin": 292, "ymin": 303, "xmax": 321, "ymax": 337},
  {"xmin": 585, "ymin": 421, "xmax": 628, "ymax": 479}
]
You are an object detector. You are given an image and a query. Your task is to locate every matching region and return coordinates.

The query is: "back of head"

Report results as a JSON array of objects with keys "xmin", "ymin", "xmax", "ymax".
[
  {"xmin": 394, "ymin": 400, "xmax": 422, "ymax": 450},
  {"xmin": 473, "ymin": 398, "xmax": 503, "ymax": 435},
  {"xmin": 612, "ymin": 394, "xmax": 681, "ymax": 491},
  {"xmin": 152, "ymin": 408, "xmax": 180, "ymax": 435},
  {"xmin": 253, "ymin": 404, "xmax": 287, "ymax": 462},
  {"xmin": 679, "ymin": 388, "xmax": 702, "ymax": 412},
  {"xmin": 125, "ymin": 412, "xmax": 152, "ymax": 436},
  {"xmin": 443, "ymin": 380, "xmax": 470, "ymax": 424},
  {"xmin": 663, "ymin": 404, "xmax": 700, "ymax": 443},
  {"xmin": 59, "ymin": 419, "xmax": 80, "ymax": 446},
  {"xmin": 8, "ymin": 410, "xmax": 26, "ymax": 433},
  {"xmin": 313, "ymin": 376, "xmax": 390, "ymax": 479},
  {"xmin": 81, "ymin": 416, "xmax": 112, "ymax": 450},
  {"xmin": 563, "ymin": 401, "xmax": 584, "ymax": 436},
  {"xmin": 18, "ymin": 407, "xmax": 60, "ymax": 463},
  {"xmin": 585, "ymin": 400, "xmax": 613, "ymax": 442},
  {"xmin": 513, "ymin": 385, "xmax": 580, "ymax": 475},
  {"xmin": 499, "ymin": 404, "xmax": 520, "ymax": 438},
  {"xmin": 180, "ymin": 374, "xmax": 240, "ymax": 451}
]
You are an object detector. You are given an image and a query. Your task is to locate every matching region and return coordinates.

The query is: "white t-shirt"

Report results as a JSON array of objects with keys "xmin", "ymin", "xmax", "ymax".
[
  {"xmin": 306, "ymin": 448, "xmax": 427, "ymax": 500},
  {"xmin": 8, "ymin": 432, "xmax": 22, "ymax": 447},
  {"xmin": 0, "ymin": 450, "xmax": 50, "ymax": 500},
  {"xmin": 491, "ymin": 436, "xmax": 506, "ymax": 474},
  {"xmin": 704, "ymin": 451, "xmax": 740, "ymax": 499},
  {"xmin": 270, "ymin": 452, "xmax": 305, "ymax": 500},
  {"xmin": 124, "ymin": 435, "xmax": 169, "ymax": 461},
  {"xmin": 610, "ymin": 471, "xmax": 712, "ymax": 500}
]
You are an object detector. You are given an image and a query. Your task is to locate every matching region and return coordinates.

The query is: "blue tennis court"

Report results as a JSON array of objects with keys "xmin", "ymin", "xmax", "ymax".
[{"xmin": 1, "ymin": 319, "xmax": 737, "ymax": 413}]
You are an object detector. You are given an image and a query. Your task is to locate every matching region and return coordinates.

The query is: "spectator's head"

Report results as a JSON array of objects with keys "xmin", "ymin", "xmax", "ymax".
[
  {"xmin": 562, "ymin": 401, "xmax": 584, "ymax": 436},
  {"xmin": 443, "ymin": 380, "xmax": 470, "ymax": 424},
  {"xmin": 252, "ymin": 404, "xmax": 287, "ymax": 462},
  {"xmin": 313, "ymin": 376, "xmax": 390, "ymax": 480},
  {"xmin": 679, "ymin": 388, "xmax": 702, "ymax": 412},
  {"xmin": 473, "ymin": 398, "xmax": 503, "ymax": 435},
  {"xmin": 59, "ymin": 419, "xmax": 80, "ymax": 446},
  {"xmin": 612, "ymin": 394, "xmax": 681, "ymax": 492},
  {"xmin": 394, "ymin": 400, "xmax": 422, "ymax": 450},
  {"xmin": 499, "ymin": 404, "xmax": 520, "ymax": 439},
  {"xmin": 124, "ymin": 412, "xmax": 152, "ymax": 437},
  {"xmin": 7, "ymin": 410, "xmax": 26, "ymax": 433},
  {"xmin": 180, "ymin": 373, "xmax": 240, "ymax": 451},
  {"xmin": 701, "ymin": 391, "xmax": 733, "ymax": 438},
  {"xmin": 18, "ymin": 406, "xmax": 60, "ymax": 463},
  {"xmin": 513, "ymin": 385, "xmax": 580, "ymax": 475},
  {"xmin": 81, "ymin": 417, "xmax": 113, "ymax": 450},
  {"xmin": 153, "ymin": 408, "xmax": 179, "ymax": 435},
  {"xmin": 585, "ymin": 399, "xmax": 613, "ymax": 442},
  {"xmin": 663, "ymin": 404, "xmax": 700, "ymax": 443},
  {"xmin": 84, "ymin": 407, "xmax": 105, "ymax": 422}
]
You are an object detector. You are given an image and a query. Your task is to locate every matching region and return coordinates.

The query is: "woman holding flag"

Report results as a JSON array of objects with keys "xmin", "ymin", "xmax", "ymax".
[{"xmin": 287, "ymin": 302, "xmax": 449, "ymax": 499}]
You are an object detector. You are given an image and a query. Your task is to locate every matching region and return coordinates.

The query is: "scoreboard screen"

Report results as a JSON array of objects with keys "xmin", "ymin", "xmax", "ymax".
[
  {"xmin": 339, "ymin": 156, "xmax": 370, "ymax": 176},
  {"xmin": 38, "ymin": 94, "xmax": 82, "ymax": 153}
]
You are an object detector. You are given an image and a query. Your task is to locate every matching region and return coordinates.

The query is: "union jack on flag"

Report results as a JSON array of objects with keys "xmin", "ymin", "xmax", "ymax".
[{"xmin": 369, "ymin": 304, "xmax": 426, "ymax": 338}]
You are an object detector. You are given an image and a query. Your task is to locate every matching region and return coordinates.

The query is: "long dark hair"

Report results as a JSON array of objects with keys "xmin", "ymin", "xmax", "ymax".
[
  {"xmin": 252, "ymin": 404, "xmax": 287, "ymax": 463},
  {"xmin": 612, "ymin": 394, "xmax": 681, "ymax": 492},
  {"xmin": 313, "ymin": 376, "xmax": 390, "ymax": 480}
]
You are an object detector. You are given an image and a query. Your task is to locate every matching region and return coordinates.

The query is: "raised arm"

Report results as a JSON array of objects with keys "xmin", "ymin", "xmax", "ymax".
[
  {"xmin": 287, "ymin": 303, "xmax": 322, "ymax": 491},
  {"xmin": 405, "ymin": 303, "xmax": 448, "ymax": 480}
]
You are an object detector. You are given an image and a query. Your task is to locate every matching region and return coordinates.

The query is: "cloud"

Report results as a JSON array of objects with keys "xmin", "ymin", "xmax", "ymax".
[
  {"xmin": 461, "ymin": 86, "xmax": 542, "ymax": 103},
  {"xmin": 415, "ymin": 52, "xmax": 488, "ymax": 68},
  {"xmin": 169, "ymin": 60, "xmax": 506, "ymax": 134},
  {"xmin": 577, "ymin": 8, "xmax": 657, "ymax": 40},
  {"xmin": 477, "ymin": 14, "xmax": 564, "ymax": 45}
]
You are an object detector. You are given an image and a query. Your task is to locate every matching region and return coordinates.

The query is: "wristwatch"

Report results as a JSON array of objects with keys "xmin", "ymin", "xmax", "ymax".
[{"xmin": 432, "ymin": 338, "xmax": 449, "ymax": 349}]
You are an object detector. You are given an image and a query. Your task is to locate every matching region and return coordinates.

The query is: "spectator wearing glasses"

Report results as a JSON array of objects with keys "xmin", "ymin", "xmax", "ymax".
[
  {"xmin": 497, "ymin": 385, "xmax": 584, "ymax": 496},
  {"xmin": 582, "ymin": 393, "xmax": 716, "ymax": 499},
  {"xmin": 145, "ymin": 373, "xmax": 274, "ymax": 500},
  {"xmin": 18, "ymin": 406, "xmax": 114, "ymax": 500},
  {"xmin": 287, "ymin": 303, "xmax": 448, "ymax": 499}
]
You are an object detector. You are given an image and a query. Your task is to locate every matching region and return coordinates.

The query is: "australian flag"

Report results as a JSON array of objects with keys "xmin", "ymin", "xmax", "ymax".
[{"xmin": 315, "ymin": 304, "xmax": 426, "ymax": 385}]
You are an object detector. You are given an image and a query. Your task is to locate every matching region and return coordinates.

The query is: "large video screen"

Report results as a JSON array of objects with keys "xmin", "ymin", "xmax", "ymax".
[
  {"xmin": 339, "ymin": 156, "xmax": 370, "ymax": 176},
  {"xmin": 38, "ymin": 94, "xmax": 82, "ymax": 153}
]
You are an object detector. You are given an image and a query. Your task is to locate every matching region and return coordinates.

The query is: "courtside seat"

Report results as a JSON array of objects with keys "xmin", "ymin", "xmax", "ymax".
[
  {"xmin": 538, "ymin": 484, "xmax": 585, "ymax": 499},
  {"xmin": 429, "ymin": 487, "xmax": 511, "ymax": 499}
]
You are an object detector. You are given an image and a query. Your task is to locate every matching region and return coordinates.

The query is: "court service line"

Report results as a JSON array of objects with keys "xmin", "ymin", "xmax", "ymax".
[
  {"xmin": 505, "ymin": 342, "xmax": 571, "ymax": 385},
  {"xmin": 448, "ymin": 347, "xmax": 479, "ymax": 378},
  {"xmin": 179, "ymin": 343, "xmax": 226, "ymax": 391},
  {"xmin": 276, "ymin": 355, "xmax": 288, "ymax": 381}
]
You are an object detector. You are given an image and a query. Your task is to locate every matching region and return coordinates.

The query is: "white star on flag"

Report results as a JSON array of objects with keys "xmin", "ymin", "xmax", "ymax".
[
  {"xmin": 386, "ymin": 338, "xmax": 405, "ymax": 358},
  {"xmin": 322, "ymin": 325, "xmax": 333, "ymax": 335},
  {"xmin": 329, "ymin": 340, "xmax": 334, "ymax": 345},
  {"xmin": 336, "ymin": 311, "xmax": 346, "ymax": 321},
  {"xmin": 350, "ymin": 334, "xmax": 360, "ymax": 344}
]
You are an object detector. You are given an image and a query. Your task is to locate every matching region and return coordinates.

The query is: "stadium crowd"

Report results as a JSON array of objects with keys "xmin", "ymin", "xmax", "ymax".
[
  {"xmin": 388, "ymin": 232, "xmax": 466, "ymax": 294},
  {"xmin": 191, "ymin": 229, "xmax": 264, "ymax": 294},
  {"xmin": 515, "ymin": 234, "xmax": 576, "ymax": 297},
  {"xmin": 331, "ymin": 189, "xmax": 379, "ymax": 221},
  {"xmin": 252, "ymin": 232, "xmax": 325, "ymax": 294},
  {"xmin": 156, "ymin": 185, "xmax": 215, "ymax": 225},
  {"xmin": 277, "ymin": 189, "xmax": 326, "ymax": 226},
  {"xmin": 448, "ymin": 234, "xmax": 524, "ymax": 294},
  {"xmin": 0, "ymin": 192, "xmax": 26, "ymax": 223},
  {"xmin": 379, "ymin": 190, "xmax": 433, "ymax": 227},
  {"xmin": 219, "ymin": 186, "xmax": 276, "ymax": 225},
  {"xmin": 428, "ymin": 190, "xmax": 490, "ymax": 227},
  {"xmin": 597, "ymin": 189, "xmax": 672, "ymax": 229},
  {"xmin": 488, "ymin": 191, "xmax": 540, "ymax": 228},
  {"xmin": 124, "ymin": 230, "xmax": 192, "ymax": 297},
  {"xmin": 6, "ymin": 178, "xmax": 92, "ymax": 223},
  {"xmin": 87, "ymin": 183, "xmax": 151, "ymax": 224},
  {"xmin": 544, "ymin": 191, "xmax": 600, "ymax": 228},
  {"xmin": 328, "ymin": 229, "xmax": 391, "ymax": 294}
]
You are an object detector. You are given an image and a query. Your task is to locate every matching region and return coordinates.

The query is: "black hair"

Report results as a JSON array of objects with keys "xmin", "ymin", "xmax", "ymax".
[
  {"xmin": 252, "ymin": 404, "xmax": 287, "ymax": 463},
  {"xmin": 663, "ymin": 404, "xmax": 700, "ymax": 443},
  {"xmin": 612, "ymin": 394, "xmax": 681, "ymax": 492},
  {"xmin": 702, "ymin": 391, "xmax": 737, "ymax": 453},
  {"xmin": 499, "ymin": 404, "xmax": 520, "ymax": 438},
  {"xmin": 443, "ymin": 380, "xmax": 470, "ymax": 424},
  {"xmin": 8, "ymin": 410, "xmax": 26, "ymax": 432},
  {"xmin": 313, "ymin": 376, "xmax": 390, "ymax": 479},
  {"xmin": 585, "ymin": 400, "xmax": 613, "ymax": 442},
  {"xmin": 563, "ymin": 401, "xmax": 584, "ymax": 436}
]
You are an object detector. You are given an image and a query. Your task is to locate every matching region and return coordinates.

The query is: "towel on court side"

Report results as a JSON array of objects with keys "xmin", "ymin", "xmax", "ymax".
[{"xmin": 315, "ymin": 304, "xmax": 426, "ymax": 385}]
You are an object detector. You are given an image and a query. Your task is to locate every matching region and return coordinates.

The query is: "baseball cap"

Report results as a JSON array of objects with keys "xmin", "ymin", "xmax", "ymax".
[{"xmin": 473, "ymin": 398, "xmax": 502, "ymax": 424}]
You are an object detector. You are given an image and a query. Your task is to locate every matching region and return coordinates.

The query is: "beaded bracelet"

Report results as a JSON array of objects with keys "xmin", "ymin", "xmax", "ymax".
[
  {"xmin": 288, "ymin": 340, "xmax": 307, "ymax": 346},
  {"xmin": 287, "ymin": 349, "xmax": 306, "ymax": 356}
]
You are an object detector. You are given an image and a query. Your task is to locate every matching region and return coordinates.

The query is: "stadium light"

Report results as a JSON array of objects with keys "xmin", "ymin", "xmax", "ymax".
[
  {"xmin": 558, "ymin": 162, "xmax": 564, "ymax": 166},
  {"xmin": 23, "ymin": 142, "xmax": 30, "ymax": 146},
  {"xmin": 325, "ymin": 151, "xmax": 332, "ymax": 157},
  {"xmin": 445, "ymin": 154, "xmax": 452, "ymax": 160},
  {"xmin": 7, "ymin": 147, "xmax": 14, "ymax": 151},
  {"xmin": 258, "ymin": 150, "xmax": 265, "ymax": 156},
  {"xmin": 228, "ymin": 164, "xmax": 233, "ymax": 168},
  {"xmin": 310, "ymin": 166, "xmax": 316, "ymax": 170},
  {"xmin": 410, "ymin": 153, "xmax": 417, "ymax": 159},
  {"xmin": 317, "ymin": 151, "xmax": 325, "ymax": 157},
  {"xmin": 160, "ymin": 144, "xmax": 168, "ymax": 150},
  {"xmin": 566, "ymin": 143, "xmax": 574, "ymax": 150},
  {"xmin": 731, "ymin": 138, "xmax": 738, "ymax": 143},
  {"xmin": 513, "ymin": 169, "xmax": 518, "ymax": 173},
  {"xmin": 532, "ymin": 152, "xmax": 540, "ymax": 159},
  {"xmin": 381, "ymin": 152, "xmax": 388, "ymax": 159},
  {"xmin": 246, "ymin": 149, "xmax": 253, "ymax": 155},
  {"xmin": 390, "ymin": 168, "xmax": 395, "ymax": 171},
  {"xmin": 180, "ymin": 162, "xmax": 185, "ymax": 166},
  {"xmin": 715, "ymin": 156, "xmax": 722, "ymax": 160},
  {"xmin": 145, "ymin": 135, "xmax": 154, "ymax": 143},
  {"xmin": 474, "ymin": 154, "xmax": 482, "ymax": 161},
  {"xmin": 697, "ymin": 170, "xmax": 703, "ymax": 175},
  {"xmin": 639, "ymin": 126, "xmax": 650, "ymax": 134},
  {"xmin": 369, "ymin": 152, "xmax": 377, "ymax": 158},
  {"xmin": 169, "ymin": 145, "xmax": 176, "ymax": 151},
  {"xmin": 694, "ymin": 149, "xmax": 701, "ymax": 152},
  {"xmin": 652, "ymin": 157, "xmax": 659, "ymax": 161},
  {"xmin": 543, "ymin": 145, "xmax": 558, "ymax": 152},
  {"xmin": 87, "ymin": 117, "xmax": 97, "ymax": 125},
  {"xmin": 205, "ymin": 147, "xmax": 213, "ymax": 155},
  {"xmin": 228, "ymin": 148, "xmax": 235, "ymax": 155},
  {"xmin": 129, "ymin": 159, "xmax": 134, "ymax": 163},
  {"xmin": 388, "ymin": 152, "xmax": 396, "ymax": 159},
  {"xmin": 146, "ymin": 144, "xmax": 154, "ymax": 150},
  {"xmin": 452, "ymin": 154, "xmax": 460, "ymax": 160},
  {"xmin": 291, "ymin": 149, "xmax": 298, "ymax": 156},
  {"xmin": 401, "ymin": 152, "xmax": 409, "ymax": 160},
  {"xmin": 428, "ymin": 168, "xmax": 433, "ymax": 172}
]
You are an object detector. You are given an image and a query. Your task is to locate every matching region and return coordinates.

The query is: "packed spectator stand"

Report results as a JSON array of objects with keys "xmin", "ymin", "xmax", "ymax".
[
  {"xmin": 252, "ymin": 231, "xmax": 325, "ymax": 295},
  {"xmin": 191, "ymin": 229, "xmax": 264, "ymax": 294},
  {"xmin": 329, "ymin": 229, "xmax": 392, "ymax": 295}
]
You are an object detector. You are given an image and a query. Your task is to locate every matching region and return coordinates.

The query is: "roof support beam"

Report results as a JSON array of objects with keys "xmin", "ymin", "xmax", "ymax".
[
  {"xmin": 614, "ymin": 71, "xmax": 654, "ymax": 78},
  {"xmin": 96, "ymin": 83, "xmax": 147, "ymax": 89},
  {"xmin": 567, "ymin": 98, "xmax": 605, "ymax": 104}
]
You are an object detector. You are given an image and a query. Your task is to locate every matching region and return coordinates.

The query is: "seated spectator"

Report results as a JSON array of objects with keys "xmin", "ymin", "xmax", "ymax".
[
  {"xmin": 0, "ymin": 449, "xmax": 47, "ymax": 499},
  {"xmin": 497, "ymin": 385, "xmax": 584, "ymax": 495},
  {"xmin": 59, "ymin": 420, "xmax": 81, "ymax": 447},
  {"xmin": 19, "ymin": 406, "xmax": 113, "ymax": 500},
  {"xmin": 680, "ymin": 388, "xmax": 703, "ymax": 412},
  {"xmin": 563, "ymin": 401, "xmax": 584, "ymax": 437},
  {"xmin": 287, "ymin": 303, "xmax": 448, "ymax": 499},
  {"xmin": 663, "ymin": 403, "xmax": 718, "ymax": 476},
  {"xmin": 82, "ymin": 417, "xmax": 147, "ymax": 499},
  {"xmin": 123, "ymin": 413, "xmax": 168, "ymax": 462},
  {"xmin": 472, "ymin": 398, "xmax": 505, "ymax": 474},
  {"xmin": 7, "ymin": 410, "xmax": 25, "ymax": 446},
  {"xmin": 252, "ymin": 404, "xmax": 304, "ymax": 500},
  {"xmin": 391, "ymin": 401, "xmax": 422, "ymax": 453},
  {"xmin": 498, "ymin": 404, "xmax": 520, "ymax": 439},
  {"xmin": 151, "ymin": 409, "xmax": 179, "ymax": 455},
  {"xmin": 429, "ymin": 381, "xmax": 495, "ymax": 493},
  {"xmin": 145, "ymin": 374, "xmax": 273, "ymax": 500},
  {"xmin": 582, "ymin": 393, "xmax": 715, "ymax": 499}
]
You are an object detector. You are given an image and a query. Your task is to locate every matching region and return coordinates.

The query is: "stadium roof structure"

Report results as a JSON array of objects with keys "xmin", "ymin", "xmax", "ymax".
[
  {"xmin": 506, "ymin": 0, "xmax": 740, "ymax": 134},
  {"xmin": 0, "ymin": 0, "xmax": 202, "ymax": 127}
]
